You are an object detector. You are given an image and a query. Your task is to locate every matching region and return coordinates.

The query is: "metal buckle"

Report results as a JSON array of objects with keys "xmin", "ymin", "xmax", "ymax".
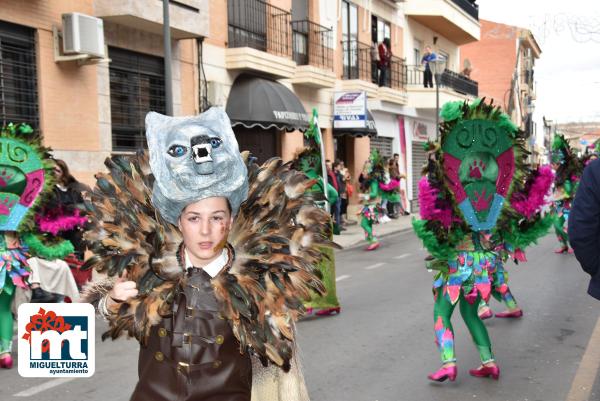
[
  {"xmin": 177, "ymin": 361, "xmax": 189, "ymax": 374},
  {"xmin": 182, "ymin": 333, "xmax": 192, "ymax": 344}
]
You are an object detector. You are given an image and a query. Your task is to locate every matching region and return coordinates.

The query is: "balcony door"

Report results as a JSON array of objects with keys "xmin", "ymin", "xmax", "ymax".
[
  {"xmin": 228, "ymin": 0, "xmax": 268, "ymax": 51},
  {"xmin": 341, "ymin": 0, "xmax": 358, "ymax": 79}
]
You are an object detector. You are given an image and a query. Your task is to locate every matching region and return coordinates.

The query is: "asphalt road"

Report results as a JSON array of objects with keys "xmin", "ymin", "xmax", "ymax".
[{"xmin": 1, "ymin": 231, "xmax": 598, "ymax": 401}]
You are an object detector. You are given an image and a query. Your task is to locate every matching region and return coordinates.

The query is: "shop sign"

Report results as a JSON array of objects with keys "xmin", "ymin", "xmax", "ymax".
[{"xmin": 333, "ymin": 91, "xmax": 366, "ymax": 129}]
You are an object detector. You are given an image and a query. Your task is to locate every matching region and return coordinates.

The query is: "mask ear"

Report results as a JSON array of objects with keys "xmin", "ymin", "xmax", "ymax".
[{"xmin": 200, "ymin": 107, "xmax": 239, "ymax": 153}]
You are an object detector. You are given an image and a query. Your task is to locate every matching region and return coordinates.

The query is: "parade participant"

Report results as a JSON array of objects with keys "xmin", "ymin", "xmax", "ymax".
[
  {"xmin": 292, "ymin": 110, "xmax": 341, "ymax": 316},
  {"xmin": 413, "ymin": 99, "xmax": 553, "ymax": 382},
  {"xmin": 569, "ymin": 158, "xmax": 600, "ymax": 300},
  {"xmin": 551, "ymin": 134, "xmax": 581, "ymax": 254},
  {"xmin": 38, "ymin": 159, "xmax": 90, "ymax": 288},
  {"xmin": 358, "ymin": 150, "xmax": 388, "ymax": 250},
  {"xmin": 81, "ymin": 108, "xmax": 333, "ymax": 400},
  {"xmin": 0, "ymin": 122, "xmax": 56, "ymax": 368}
]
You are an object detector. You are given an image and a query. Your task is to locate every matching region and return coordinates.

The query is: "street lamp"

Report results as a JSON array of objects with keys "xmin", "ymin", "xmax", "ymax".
[{"xmin": 432, "ymin": 55, "xmax": 447, "ymax": 139}]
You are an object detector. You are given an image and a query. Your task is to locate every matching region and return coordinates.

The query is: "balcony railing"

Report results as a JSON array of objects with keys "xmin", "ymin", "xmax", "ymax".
[
  {"xmin": 227, "ymin": 0, "xmax": 291, "ymax": 58},
  {"xmin": 342, "ymin": 40, "xmax": 406, "ymax": 91},
  {"xmin": 387, "ymin": 56, "xmax": 407, "ymax": 91},
  {"xmin": 291, "ymin": 20, "xmax": 333, "ymax": 71},
  {"xmin": 341, "ymin": 40, "xmax": 372, "ymax": 82},
  {"xmin": 406, "ymin": 65, "xmax": 479, "ymax": 97},
  {"xmin": 450, "ymin": 0, "xmax": 479, "ymax": 20}
]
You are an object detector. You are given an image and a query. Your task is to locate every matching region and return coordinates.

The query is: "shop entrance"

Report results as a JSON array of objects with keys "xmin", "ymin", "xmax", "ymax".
[{"xmin": 234, "ymin": 127, "xmax": 278, "ymax": 164}]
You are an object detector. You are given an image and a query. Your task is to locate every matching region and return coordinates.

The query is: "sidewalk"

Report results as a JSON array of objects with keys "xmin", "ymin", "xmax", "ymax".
[{"xmin": 333, "ymin": 214, "xmax": 414, "ymax": 250}]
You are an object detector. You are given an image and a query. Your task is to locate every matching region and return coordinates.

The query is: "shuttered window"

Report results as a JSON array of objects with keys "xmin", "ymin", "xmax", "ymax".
[
  {"xmin": 109, "ymin": 47, "xmax": 165, "ymax": 152},
  {"xmin": 411, "ymin": 141, "xmax": 427, "ymax": 212},
  {"xmin": 370, "ymin": 136, "xmax": 393, "ymax": 159},
  {"xmin": 0, "ymin": 21, "xmax": 38, "ymax": 129}
]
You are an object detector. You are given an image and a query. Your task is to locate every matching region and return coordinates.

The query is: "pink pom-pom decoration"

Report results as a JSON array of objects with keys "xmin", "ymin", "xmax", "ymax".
[
  {"xmin": 418, "ymin": 177, "xmax": 460, "ymax": 229},
  {"xmin": 510, "ymin": 165, "xmax": 554, "ymax": 219},
  {"xmin": 379, "ymin": 179, "xmax": 400, "ymax": 192}
]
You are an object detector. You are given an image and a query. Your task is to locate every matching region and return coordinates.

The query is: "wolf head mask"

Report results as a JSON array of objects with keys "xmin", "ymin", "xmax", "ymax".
[{"xmin": 146, "ymin": 107, "xmax": 248, "ymax": 225}]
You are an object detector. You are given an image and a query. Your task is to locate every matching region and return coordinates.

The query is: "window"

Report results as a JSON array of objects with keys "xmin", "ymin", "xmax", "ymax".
[
  {"xmin": 413, "ymin": 39, "xmax": 422, "ymax": 65},
  {"xmin": 341, "ymin": 0, "xmax": 358, "ymax": 77},
  {"xmin": 109, "ymin": 47, "xmax": 165, "ymax": 152},
  {"xmin": 438, "ymin": 49, "xmax": 450, "ymax": 70},
  {"xmin": 0, "ymin": 21, "xmax": 38, "ymax": 129}
]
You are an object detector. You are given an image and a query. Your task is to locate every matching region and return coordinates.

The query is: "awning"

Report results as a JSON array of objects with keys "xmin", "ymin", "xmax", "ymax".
[
  {"xmin": 333, "ymin": 110, "xmax": 377, "ymax": 137},
  {"xmin": 226, "ymin": 74, "xmax": 309, "ymax": 132}
]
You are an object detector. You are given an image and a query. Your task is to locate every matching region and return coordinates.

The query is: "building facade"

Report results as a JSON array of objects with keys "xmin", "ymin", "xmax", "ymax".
[{"xmin": 0, "ymin": 0, "xmax": 480, "ymax": 210}]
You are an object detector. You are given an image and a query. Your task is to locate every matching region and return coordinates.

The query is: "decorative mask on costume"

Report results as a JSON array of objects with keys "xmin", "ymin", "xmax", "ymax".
[
  {"xmin": 0, "ymin": 123, "xmax": 47, "ymax": 231},
  {"xmin": 442, "ymin": 117, "xmax": 515, "ymax": 232},
  {"xmin": 146, "ymin": 107, "xmax": 249, "ymax": 225}
]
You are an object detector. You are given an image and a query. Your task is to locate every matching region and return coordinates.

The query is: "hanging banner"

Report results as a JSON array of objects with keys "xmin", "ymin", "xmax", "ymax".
[{"xmin": 333, "ymin": 91, "xmax": 366, "ymax": 129}]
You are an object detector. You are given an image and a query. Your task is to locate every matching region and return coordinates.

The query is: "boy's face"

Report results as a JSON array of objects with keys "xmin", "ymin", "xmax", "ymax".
[{"xmin": 178, "ymin": 197, "xmax": 233, "ymax": 267}]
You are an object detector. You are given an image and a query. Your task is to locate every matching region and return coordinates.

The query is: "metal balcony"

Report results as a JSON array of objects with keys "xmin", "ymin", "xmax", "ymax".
[
  {"xmin": 291, "ymin": 20, "xmax": 333, "ymax": 71},
  {"xmin": 227, "ymin": 0, "xmax": 291, "ymax": 58}
]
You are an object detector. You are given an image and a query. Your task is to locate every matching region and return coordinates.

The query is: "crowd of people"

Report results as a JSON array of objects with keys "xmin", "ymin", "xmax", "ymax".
[{"xmin": 325, "ymin": 153, "xmax": 410, "ymax": 237}]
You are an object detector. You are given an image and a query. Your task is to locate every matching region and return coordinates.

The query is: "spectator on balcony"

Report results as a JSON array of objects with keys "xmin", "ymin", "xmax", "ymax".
[
  {"xmin": 422, "ymin": 45, "xmax": 437, "ymax": 88},
  {"xmin": 377, "ymin": 38, "xmax": 392, "ymax": 87}
]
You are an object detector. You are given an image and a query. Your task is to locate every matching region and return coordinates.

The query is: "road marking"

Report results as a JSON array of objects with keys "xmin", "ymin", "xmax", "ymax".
[
  {"xmin": 336, "ymin": 274, "xmax": 351, "ymax": 282},
  {"xmin": 14, "ymin": 378, "xmax": 76, "ymax": 397},
  {"xmin": 394, "ymin": 253, "xmax": 411, "ymax": 260},
  {"xmin": 566, "ymin": 316, "xmax": 600, "ymax": 401},
  {"xmin": 365, "ymin": 262, "xmax": 386, "ymax": 270}
]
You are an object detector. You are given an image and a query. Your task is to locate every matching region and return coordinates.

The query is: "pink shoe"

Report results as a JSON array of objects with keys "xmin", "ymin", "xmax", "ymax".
[
  {"xmin": 428, "ymin": 365, "xmax": 457, "ymax": 382},
  {"xmin": 0, "ymin": 354, "xmax": 13, "ymax": 369},
  {"xmin": 568, "ymin": 248, "xmax": 575, "ymax": 254},
  {"xmin": 495, "ymin": 309, "xmax": 523, "ymax": 318},
  {"xmin": 554, "ymin": 247, "xmax": 568, "ymax": 254},
  {"xmin": 315, "ymin": 306, "xmax": 341, "ymax": 316},
  {"xmin": 478, "ymin": 309, "xmax": 494, "ymax": 320},
  {"xmin": 366, "ymin": 242, "xmax": 380, "ymax": 251},
  {"xmin": 469, "ymin": 364, "xmax": 500, "ymax": 379}
]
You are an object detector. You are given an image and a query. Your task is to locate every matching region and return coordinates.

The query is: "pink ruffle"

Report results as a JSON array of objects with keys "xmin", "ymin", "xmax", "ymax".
[
  {"xmin": 379, "ymin": 179, "xmax": 400, "ymax": 192},
  {"xmin": 37, "ymin": 210, "xmax": 88, "ymax": 235},
  {"xmin": 511, "ymin": 165, "xmax": 554, "ymax": 219},
  {"xmin": 418, "ymin": 177, "xmax": 460, "ymax": 229}
]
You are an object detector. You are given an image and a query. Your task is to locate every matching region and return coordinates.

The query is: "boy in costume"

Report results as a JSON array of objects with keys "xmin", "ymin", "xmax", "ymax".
[
  {"xmin": 82, "ymin": 108, "xmax": 334, "ymax": 400},
  {"xmin": 413, "ymin": 99, "xmax": 552, "ymax": 382}
]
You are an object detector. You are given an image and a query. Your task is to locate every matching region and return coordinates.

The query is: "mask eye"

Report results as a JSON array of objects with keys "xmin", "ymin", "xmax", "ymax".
[
  {"xmin": 168, "ymin": 145, "xmax": 188, "ymax": 157},
  {"xmin": 209, "ymin": 137, "xmax": 222, "ymax": 149}
]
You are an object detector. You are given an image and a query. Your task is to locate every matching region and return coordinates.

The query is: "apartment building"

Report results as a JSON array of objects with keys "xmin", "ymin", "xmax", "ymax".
[{"xmin": 0, "ymin": 0, "xmax": 480, "ymax": 209}]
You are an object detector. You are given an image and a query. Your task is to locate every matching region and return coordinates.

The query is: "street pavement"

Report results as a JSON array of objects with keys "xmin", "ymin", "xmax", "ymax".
[{"xmin": 1, "ymin": 231, "xmax": 599, "ymax": 401}]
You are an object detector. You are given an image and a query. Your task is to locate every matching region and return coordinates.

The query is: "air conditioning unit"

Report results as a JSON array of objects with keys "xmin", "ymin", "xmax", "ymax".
[{"xmin": 62, "ymin": 13, "xmax": 105, "ymax": 58}]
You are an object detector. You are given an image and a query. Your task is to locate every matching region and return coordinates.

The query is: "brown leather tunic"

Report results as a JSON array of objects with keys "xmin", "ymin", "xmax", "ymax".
[{"xmin": 130, "ymin": 267, "xmax": 252, "ymax": 401}]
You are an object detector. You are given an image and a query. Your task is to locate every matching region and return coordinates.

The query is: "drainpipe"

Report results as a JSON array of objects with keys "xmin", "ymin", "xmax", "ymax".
[{"xmin": 163, "ymin": 0, "xmax": 173, "ymax": 116}]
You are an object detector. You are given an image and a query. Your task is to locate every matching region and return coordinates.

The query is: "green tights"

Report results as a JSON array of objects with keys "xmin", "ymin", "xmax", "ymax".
[
  {"xmin": 554, "ymin": 213, "xmax": 569, "ymax": 249},
  {"xmin": 360, "ymin": 216, "xmax": 377, "ymax": 244},
  {"xmin": 480, "ymin": 286, "xmax": 518, "ymax": 311},
  {"xmin": 434, "ymin": 289, "xmax": 494, "ymax": 364},
  {"xmin": 0, "ymin": 287, "xmax": 14, "ymax": 355}
]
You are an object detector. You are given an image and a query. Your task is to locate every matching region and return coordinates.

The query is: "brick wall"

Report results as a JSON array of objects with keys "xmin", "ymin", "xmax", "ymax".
[{"xmin": 460, "ymin": 19, "xmax": 517, "ymax": 110}]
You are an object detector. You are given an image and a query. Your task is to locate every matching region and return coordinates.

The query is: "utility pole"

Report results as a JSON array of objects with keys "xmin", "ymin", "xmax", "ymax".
[{"xmin": 163, "ymin": 0, "xmax": 173, "ymax": 116}]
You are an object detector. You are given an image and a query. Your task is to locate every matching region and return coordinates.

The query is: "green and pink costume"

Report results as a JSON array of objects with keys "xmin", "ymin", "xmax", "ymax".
[{"xmin": 413, "ymin": 99, "xmax": 553, "ymax": 377}]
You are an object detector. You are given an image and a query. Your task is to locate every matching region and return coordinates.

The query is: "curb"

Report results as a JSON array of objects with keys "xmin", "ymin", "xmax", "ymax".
[{"xmin": 336, "ymin": 226, "xmax": 414, "ymax": 252}]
